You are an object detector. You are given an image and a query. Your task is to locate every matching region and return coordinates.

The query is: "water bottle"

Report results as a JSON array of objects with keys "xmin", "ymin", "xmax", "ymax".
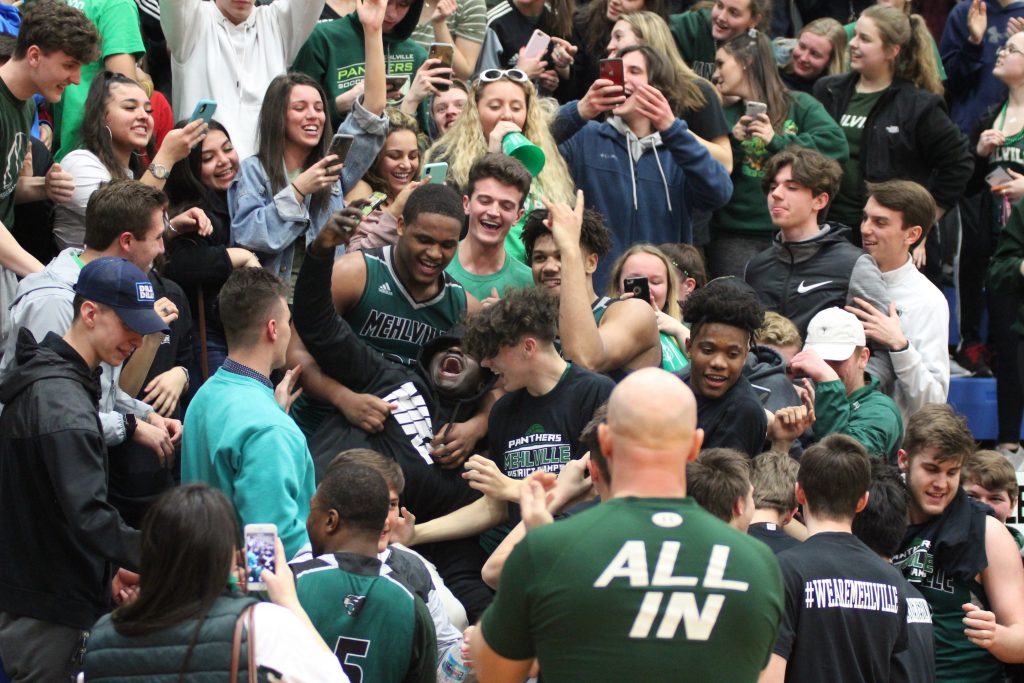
[{"xmin": 438, "ymin": 648, "xmax": 477, "ymax": 683}]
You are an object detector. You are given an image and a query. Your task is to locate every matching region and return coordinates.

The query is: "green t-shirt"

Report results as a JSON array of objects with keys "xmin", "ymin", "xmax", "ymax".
[
  {"xmin": 445, "ymin": 247, "xmax": 534, "ymax": 300},
  {"xmin": 344, "ymin": 245, "xmax": 467, "ymax": 366},
  {"xmin": 55, "ymin": 0, "xmax": 145, "ymax": 161},
  {"xmin": 294, "ymin": 552, "xmax": 436, "ymax": 683},
  {"xmin": 0, "ymin": 77, "xmax": 35, "ymax": 230},
  {"xmin": 481, "ymin": 496, "xmax": 784, "ymax": 682},
  {"xmin": 830, "ymin": 89, "xmax": 885, "ymax": 227}
]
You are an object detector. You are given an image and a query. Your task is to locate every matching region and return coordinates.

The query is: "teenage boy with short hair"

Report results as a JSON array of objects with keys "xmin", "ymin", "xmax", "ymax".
[
  {"xmin": 893, "ymin": 404, "xmax": 1024, "ymax": 682},
  {"xmin": 446, "ymin": 153, "xmax": 534, "ymax": 301},
  {"xmin": 681, "ymin": 276, "xmax": 768, "ymax": 457},
  {"xmin": 962, "ymin": 449, "xmax": 1024, "ymax": 552},
  {"xmin": 744, "ymin": 146, "xmax": 888, "ymax": 339},
  {"xmin": 0, "ymin": 257, "xmax": 168, "ymax": 680},
  {"xmin": 762, "ymin": 434, "xmax": 909, "ymax": 683},
  {"xmin": 847, "ymin": 180, "xmax": 951, "ymax": 424},
  {"xmin": 748, "ymin": 450, "xmax": 802, "ymax": 554},
  {"xmin": 522, "ymin": 195, "xmax": 661, "ymax": 377},
  {"xmin": 686, "ymin": 448, "xmax": 755, "ymax": 530},
  {"xmin": 789, "ymin": 307, "xmax": 903, "ymax": 460}
]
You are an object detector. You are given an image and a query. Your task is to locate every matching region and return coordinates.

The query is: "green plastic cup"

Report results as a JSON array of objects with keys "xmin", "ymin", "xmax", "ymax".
[{"xmin": 502, "ymin": 131, "xmax": 546, "ymax": 176}]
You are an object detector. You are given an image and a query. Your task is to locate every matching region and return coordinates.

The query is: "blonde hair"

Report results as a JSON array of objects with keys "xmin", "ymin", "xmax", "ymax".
[
  {"xmin": 861, "ymin": 4, "xmax": 943, "ymax": 95},
  {"xmin": 758, "ymin": 311, "xmax": 802, "ymax": 348},
  {"xmin": 607, "ymin": 243, "xmax": 682, "ymax": 320},
  {"xmin": 621, "ymin": 11, "xmax": 713, "ymax": 110},
  {"xmin": 424, "ymin": 78, "xmax": 576, "ymax": 205},
  {"xmin": 795, "ymin": 17, "xmax": 848, "ymax": 77}
]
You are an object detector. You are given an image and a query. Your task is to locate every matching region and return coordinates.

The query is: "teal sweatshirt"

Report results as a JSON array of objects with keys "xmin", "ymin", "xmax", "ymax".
[
  {"xmin": 813, "ymin": 374, "xmax": 903, "ymax": 460},
  {"xmin": 292, "ymin": 7, "xmax": 427, "ymax": 128},
  {"xmin": 182, "ymin": 368, "xmax": 316, "ymax": 557},
  {"xmin": 712, "ymin": 92, "xmax": 848, "ymax": 237}
]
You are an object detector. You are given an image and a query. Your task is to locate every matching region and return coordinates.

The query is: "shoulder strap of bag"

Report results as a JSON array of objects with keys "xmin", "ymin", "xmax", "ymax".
[{"xmin": 230, "ymin": 603, "xmax": 258, "ymax": 683}]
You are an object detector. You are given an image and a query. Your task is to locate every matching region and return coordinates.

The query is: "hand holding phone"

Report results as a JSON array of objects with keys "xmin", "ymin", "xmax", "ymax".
[
  {"xmin": 428, "ymin": 43, "xmax": 455, "ymax": 92},
  {"xmin": 421, "ymin": 162, "xmax": 448, "ymax": 184},
  {"xmin": 190, "ymin": 99, "xmax": 217, "ymax": 125},
  {"xmin": 745, "ymin": 101, "xmax": 767, "ymax": 119},
  {"xmin": 361, "ymin": 191, "xmax": 389, "ymax": 216},
  {"xmin": 523, "ymin": 30, "xmax": 551, "ymax": 60},
  {"xmin": 243, "ymin": 524, "xmax": 277, "ymax": 592},
  {"xmin": 328, "ymin": 133, "xmax": 355, "ymax": 167},
  {"xmin": 623, "ymin": 276, "xmax": 651, "ymax": 304},
  {"xmin": 599, "ymin": 58, "xmax": 624, "ymax": 88},
  {"xmin": 986, "ymin": 166, "xmax": 1014, "ymax": 189}
]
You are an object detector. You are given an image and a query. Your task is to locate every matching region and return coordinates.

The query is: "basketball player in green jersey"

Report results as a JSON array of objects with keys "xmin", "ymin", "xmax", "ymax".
[
  {"xmin": 294, "ymin": 462, "xmax": 436, "ymax": 683},
  {"xmin": 289, "ymin": 184, "xmax": 493, "ymax": 469}
]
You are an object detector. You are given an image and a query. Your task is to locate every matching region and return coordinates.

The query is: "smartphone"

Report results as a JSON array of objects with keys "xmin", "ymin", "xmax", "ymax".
[
  {"xmin": 189, "ymin": 99, "xmax": 217, "ymax": 125},
  {"xmin": 523, "ymin": 30, "xmax": 551, "ymax": 60},
  {"xmin": 243, "ymin": 523, "xmax": 277, "ymax": 592},
  {"xmin": 361, "ymin": 191, "xmax": 388, "ymax": 217},
  {"xmin": 623, "ymin": 276, "xmax": 651, "ymax": 304},
  {"xmin": 385, "ymin": 75, "xmax": 410, "ymax": 96},
  {"xmin": 421, "ymin": 162, "xmax": 448, "ymax": 184},
  {"xmin": 599, "ymin": 58, "xmax": 624, "ymax": 88},
  {"xmin": 428, "ymin": 43, "xmax": 455, "ymax": 92},
  {"xmin": 987, "ymin": 166, "xmax": 1014, "ymax": 188},
  {"xmin": 745, "ymin": 101, "xmax": 768, "ymax": 119},
  {"xmin": 328, "ymin": 133, "xmax": 355, "ymax": 165}
]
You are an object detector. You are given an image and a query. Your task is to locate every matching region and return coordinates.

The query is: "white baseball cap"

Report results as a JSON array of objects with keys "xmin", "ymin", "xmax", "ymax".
[{"xmin": 803, "ymin": 307, "xmax": 865, "ymax": 361}]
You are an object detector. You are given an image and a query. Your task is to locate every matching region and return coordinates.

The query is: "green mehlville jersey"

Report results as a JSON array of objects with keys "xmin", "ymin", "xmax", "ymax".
[
  {"xmin": 344, "ymin": 246, "xmax": 467, "ymax": 367},
  {"xmin": 481, "ymin": 497, "xmax": 784, "ymax": 682},
  {"xmin": 293, "ymin": 552, "xmax": 436, "ymax": 683}
]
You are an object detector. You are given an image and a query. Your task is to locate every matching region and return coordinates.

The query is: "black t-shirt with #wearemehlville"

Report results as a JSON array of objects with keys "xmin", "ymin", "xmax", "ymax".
[
  {"xmin": 894, "ymin": 578, "xmax": 936, "ymax": 683},
  {"xmin": 774, "ymin": 532, "xmax": 909, "ymax": 683}
]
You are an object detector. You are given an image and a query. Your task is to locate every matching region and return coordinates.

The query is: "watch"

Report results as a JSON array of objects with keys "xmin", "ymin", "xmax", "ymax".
[
  {"xmin": 123, "ymin": 414, "xmax": 138, "ymax": 440},
  {"xmin": 148, "ymin": 163, "xmax": 170, "ymax": 180}
]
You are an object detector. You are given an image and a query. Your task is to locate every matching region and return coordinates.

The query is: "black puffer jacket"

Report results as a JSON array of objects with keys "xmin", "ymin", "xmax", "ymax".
[
  {"xmin": 743, "ymin": 224, "xmax": 890, "ymax": 338},
  {"xmin": 813, "ymin": 74, "xmax": 973, "ymax": 212},
  {"xmin": 0, "ymin": 330, "xmax": 139, "ymax": 629},
  {"xmin": 293, "ymin": 247, "xmax": 494, "ymax": 523}
]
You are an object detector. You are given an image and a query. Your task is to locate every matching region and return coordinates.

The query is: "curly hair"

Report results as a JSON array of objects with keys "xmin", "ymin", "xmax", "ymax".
[
  {"xmin": 423, "ymin": 77, "xmax": 576, "ymax": 205},
  {"xmin": 520, "ymin": 207, "xmax": 613, "ymax": 260},
  {"xmin": 462, "ymin": 286, "xmax": 559, "ymax": 360},
  {"xmin": 363, "ymin": 108, "xmax": 428, "ymax": 198},
  {"xmin": 682, "ymin": 276, "xmax": 764, "ymax": 344}
]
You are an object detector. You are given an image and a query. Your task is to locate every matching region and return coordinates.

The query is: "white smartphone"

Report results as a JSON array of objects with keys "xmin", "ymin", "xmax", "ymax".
[
  {"xmin": 523, "ymin": 30, "xmax": 551, "ymax": 60},
  {"xmin": 986, "ymin": 166, "xmax": 1014, "ymax": 188},
  {"xmin": 243, "ymin": 523, "xmax": 277, "ymax": 591}
]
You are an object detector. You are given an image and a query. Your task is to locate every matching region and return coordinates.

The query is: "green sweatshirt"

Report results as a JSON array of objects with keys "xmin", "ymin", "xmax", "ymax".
[
  {"xmin": 712, "ymin": 92, "xmax": 848, "ymax": 237},
  {"xmin": 988, "ymin": 199, "xmax": 1024, "ymax": 336},
  {"xmin": 292, "ymin": 11, "xmax": 427, "ymax": 128},
  {"xmin": 669, "ymin": 8, "xmax": 718, "ymax": 82},
  {"xmin": 813, "ymin": 374, "xmax": 903, "ymax": 460}
]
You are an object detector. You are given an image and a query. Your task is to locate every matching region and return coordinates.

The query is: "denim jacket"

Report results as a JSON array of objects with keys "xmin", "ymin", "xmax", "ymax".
[{"xmin": 228, "ymin": 98, "xmax": 388, "ymax": 281}]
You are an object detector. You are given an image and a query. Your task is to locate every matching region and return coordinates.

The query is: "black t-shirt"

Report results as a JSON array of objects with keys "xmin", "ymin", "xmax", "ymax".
[
  {"xmin": 684, "ymin": 79, "xmax": 730, "ymax": 142},
  {"xmin": 688, "ymin": 373, "xmax": 768, "ymax": 457},
  {"xmin": 893, "ymin": 578, "xmax": 936, "ymax": 683},
  {"xmin": 749, "ymin": 521, "xmax": 802, "ymax": 555},
  {"xmin": 488, "ymin": 363, "xmax": 613, "ymax": 480},
  {"xmin": 775, "ymin": 532, "xmax": 909, "ymax": 683}
]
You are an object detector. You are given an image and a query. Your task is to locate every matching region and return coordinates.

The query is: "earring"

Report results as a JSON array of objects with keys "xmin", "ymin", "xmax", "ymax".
[{"xmin": 104, "ymin": 125, "xmax": 113, "ymax": 141}]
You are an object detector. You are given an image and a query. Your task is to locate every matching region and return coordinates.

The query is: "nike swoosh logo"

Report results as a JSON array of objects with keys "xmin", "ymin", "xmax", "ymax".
[{"xmin": 796, "ymin": 280, "xmax": 833, "ymax": 294}]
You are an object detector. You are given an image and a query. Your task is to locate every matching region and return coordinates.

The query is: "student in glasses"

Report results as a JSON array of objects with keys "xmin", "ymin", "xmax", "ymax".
[{"xmin": 424, "ymin": 68, "xmax": 576, "ymax": 263}]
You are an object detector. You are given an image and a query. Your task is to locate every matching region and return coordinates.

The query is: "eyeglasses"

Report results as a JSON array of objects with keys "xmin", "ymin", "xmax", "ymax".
[
  {"xmin": 476, "ymin": 69, "xmax": 529, "ymax": 84},
  {"xmin": 998, "ymin": 44, "xmax": 1024, "ymax": 58}
]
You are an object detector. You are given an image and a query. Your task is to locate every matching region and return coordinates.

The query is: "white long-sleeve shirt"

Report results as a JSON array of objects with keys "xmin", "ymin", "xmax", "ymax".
[
  {"xmin": 867, "ymin": 255, "xmax": 950, "ymax": 424},
  {"xmin": 160, "ymin": 0, "xmax": 323, "ymax": 159}
]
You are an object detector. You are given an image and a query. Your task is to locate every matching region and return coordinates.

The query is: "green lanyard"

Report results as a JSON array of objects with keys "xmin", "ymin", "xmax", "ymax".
[
  {"xmin": 71, "ymin": 252, "xmax": 86, "ymax": 270},
  {"xmin": 997, "ymin": 101, "xmax": 1024, "ymax": 146}
]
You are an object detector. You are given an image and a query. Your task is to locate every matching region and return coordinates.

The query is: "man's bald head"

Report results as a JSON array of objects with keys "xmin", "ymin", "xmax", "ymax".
[{"xmin": 600, "ymin": 369, "xmax": 701, "ymax": 497}]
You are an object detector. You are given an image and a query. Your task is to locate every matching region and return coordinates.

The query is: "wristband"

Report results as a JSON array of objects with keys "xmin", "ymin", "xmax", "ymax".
[{"xmin": 291, "ymin": 182, "xmax": 306, "ymax": 198}]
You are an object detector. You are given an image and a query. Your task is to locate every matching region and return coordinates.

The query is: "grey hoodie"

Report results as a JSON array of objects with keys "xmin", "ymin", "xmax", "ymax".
[{"xmin": 0, "ymin": 248, "xmax": 153, "ymax": 445}]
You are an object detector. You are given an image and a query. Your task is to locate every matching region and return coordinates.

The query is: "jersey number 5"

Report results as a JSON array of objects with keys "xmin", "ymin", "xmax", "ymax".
[{"xmin": 334, "ymin": 636, "xmax": 371, "ymax": 682}]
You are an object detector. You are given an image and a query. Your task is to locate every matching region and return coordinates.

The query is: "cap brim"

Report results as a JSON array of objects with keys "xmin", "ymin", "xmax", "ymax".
[
  {"xmin": 804, "ymin": 341, "xmax": 856, "ymax": 362},
  {"xmin": 114, "ymin": 306, "xmax": 171, "ymax": 336}
]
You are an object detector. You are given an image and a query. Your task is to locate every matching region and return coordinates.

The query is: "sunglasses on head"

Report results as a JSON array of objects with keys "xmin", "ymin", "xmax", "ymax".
[{"xmin": 476, "ymin": 68, "xmax": 530, "ymax": 85}]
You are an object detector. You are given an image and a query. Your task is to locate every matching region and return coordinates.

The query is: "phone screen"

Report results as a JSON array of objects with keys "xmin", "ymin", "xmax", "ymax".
[
  {"xmin": 245, "ymin": 531, "xmax": 276, "ymax": 585},
  {"xmin": 361, "ymin": 191, "xmax": 388, "ymax": 217},
  {"xmin": 623, "ymin": 276, "xmax": 651, "ymax": 303},
  {"xmin": 328, "ymin": 135, "xmax": 354, "ymax": 164}
]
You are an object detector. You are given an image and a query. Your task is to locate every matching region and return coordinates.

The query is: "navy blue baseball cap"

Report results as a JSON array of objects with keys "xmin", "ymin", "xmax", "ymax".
[{"xmin": 74, "ymin": 257, "xmax": 170, "ymax": 335}]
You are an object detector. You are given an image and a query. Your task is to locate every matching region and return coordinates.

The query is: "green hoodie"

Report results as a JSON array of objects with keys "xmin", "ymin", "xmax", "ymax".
[
  {"xmin": 712, "ymin": 92, "xmax": 848, "ymax": 237},
  {"xmin": 813, "ymin": 374, "xmax": 903, "ymax": 460},
  {"xmin": 293, "ymin": 6, "xmax": 427, "ymax": 128},
  {"xmin": 669, "ymin": 8, "xmax": 718, "ymax": 81}
]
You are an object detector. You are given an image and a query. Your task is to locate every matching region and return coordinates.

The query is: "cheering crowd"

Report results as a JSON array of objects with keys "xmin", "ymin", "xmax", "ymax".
[{"xmin": 0, "ymin": 0, "xmax": 1024, "ymax": 679}]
